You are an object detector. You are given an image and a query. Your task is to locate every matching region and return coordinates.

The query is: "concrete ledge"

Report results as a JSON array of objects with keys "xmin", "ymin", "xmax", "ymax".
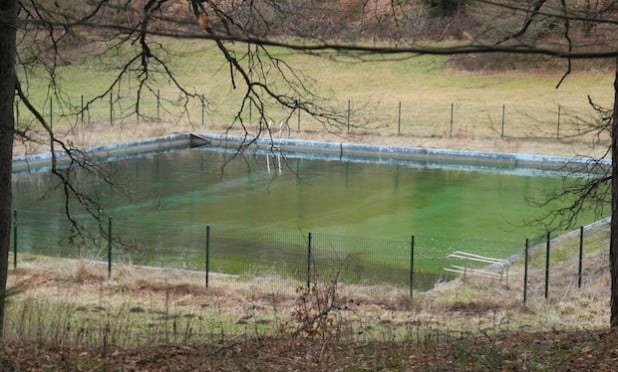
[
  {"xmin": 13, "ymin": 133, "xmax": 191, "ymax": 173},
  {"xmin": 197, "ymin": 133, "xmax": 610, "ymax": 172},
  {"xmin": 12, "ymin": 132, "xmax": 609, "ymax": 174}
]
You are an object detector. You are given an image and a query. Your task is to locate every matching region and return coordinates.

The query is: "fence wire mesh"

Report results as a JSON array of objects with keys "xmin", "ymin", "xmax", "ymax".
[
  {"xmin": 15, "ymin": 93, "xmax": 609, "ymax": 147},
  {"xmin": 14, "ymin": 209, "xmax": 603, "ymax": 297},
  {"xmin": 309, "ymin": 233, "xmax": 412, "ymax": 287}
]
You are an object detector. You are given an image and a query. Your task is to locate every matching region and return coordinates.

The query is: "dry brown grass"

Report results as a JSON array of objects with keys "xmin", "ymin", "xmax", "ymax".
[
  {"xmin": 13, "ymin": 58, "xmax": 614, "ymax": 160},
  {"xmin": 6, "ymin": 219, "xmax": 611, "ymax": 344},
  {"xmin": 0, "ymin": 222, "xmax": 613, "ymax": 370},
  {"xmin": 13, "ymin": 117, "xmax": 611, "ymax": 161}
]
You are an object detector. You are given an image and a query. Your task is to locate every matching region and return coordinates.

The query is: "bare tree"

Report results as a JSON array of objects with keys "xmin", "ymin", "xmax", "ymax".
[
  {"xmin": 0, "ymin": 0, "xmax": 18, "ymax": 339},
  {"xmin": 4, "ymin": 0, "xmax": 618, "ymax": 340}
]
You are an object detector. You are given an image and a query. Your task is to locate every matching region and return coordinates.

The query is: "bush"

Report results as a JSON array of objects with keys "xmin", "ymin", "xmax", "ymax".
[{"xmin": 420, "ymin": 0, "xmax": 467, "ymax": 17}]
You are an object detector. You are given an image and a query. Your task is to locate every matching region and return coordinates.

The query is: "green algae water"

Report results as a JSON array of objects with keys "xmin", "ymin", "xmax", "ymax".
[{"xmin": 11, "ymin": 147, "xmax": 605, "ymax": 288}]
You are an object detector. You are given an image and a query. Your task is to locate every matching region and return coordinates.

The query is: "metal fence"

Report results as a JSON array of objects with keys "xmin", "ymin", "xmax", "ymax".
[
  {"xmin": 9, "ymin": 209, "xmax": 516, "ymax": 294},
  {"xmin": 15, "ymin": 93, "xmax": 608, "ymax": 145},
  {"xmin": 521, "ymin": 220, "xmax": 610, "ymax": 303},
  {"xmin": 10, "ymin": 209, "xmax": 607, "ymax": 300}
]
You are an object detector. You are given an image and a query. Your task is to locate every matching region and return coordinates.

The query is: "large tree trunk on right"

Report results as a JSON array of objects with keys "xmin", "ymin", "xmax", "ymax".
[
  {"xmin": 610, "ymin": 58, "xmax": 618, "ymax": 328},
  {"xmin": 0, "ymin": 0, "xmax": 18, "ymax": 339}
]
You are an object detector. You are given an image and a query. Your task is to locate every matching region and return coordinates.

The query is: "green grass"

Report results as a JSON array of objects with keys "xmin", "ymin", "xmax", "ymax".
[{"xmin": 16, "ymin": 38, "xmax": 615, "ymax": 144}]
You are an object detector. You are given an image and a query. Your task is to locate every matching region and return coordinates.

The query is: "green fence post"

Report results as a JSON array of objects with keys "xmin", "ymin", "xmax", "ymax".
[
  {"xmin": 205, "ymin": 225, "xmax": 210, "ymax": 289},
  {"xmin": 306, "ymin": 232, "xmax": 312, "ymax": 289},
  {"xmin": 49, "ymin": 97, "xmax": 53, "ymax": 129},
  {"xmin": 578, "ymin": 225, "xmax": 584, "ymax": 288},
  {"xmin": 545, "ymin": 231, "xmax": 550, "ymax": 299},
  {"xmin": 398, "ymin": 101, "xmax": 402, "ymax": 136},
  {"xmin": 109, "ymin": 90, "xmax": 113, "ymax": 126},
  {"xmin": 409, "ymin": 235, "xmax": 415, "ymax": 298},
  {"xmin": 501, "ymin": 104, "xmax": 505, "ymax": 139},
  {"xmin": 449, "ymin": 102, "xmax": 454, "ymax": 138},
  {"xmin": 557, "ymin": 105, "xmax": 561, "ymax": 139},
  {"xmin": 12, "ymin": 210, "xmax": 17, "ymax": 270},
  {"xmin": 297, "ymin": 99, "xmax": 301, "ymax": 132},
  {"xmin": 347, "ymin": 100, "xmax": 351, "ymax": 133},
  {"xmin": 156, "ymin": 89, "xmax": 161, "ymax": 121},
  {"xmin": 107, "ymin": 216, "xmax": 112, "ymax": 279},
  {"xmin": 524, "ymin": 238, "xmax": 529, "ymax": 304},
  {"xmin": 201, "ymin": 100, "xmax": 205, "ymax": 127}
]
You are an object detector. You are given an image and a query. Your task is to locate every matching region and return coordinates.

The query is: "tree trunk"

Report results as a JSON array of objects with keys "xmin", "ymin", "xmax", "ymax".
[
  {"xmin": 0, "ymin": 0, "xmax": 17, "ymax": 339},
  {"xmin": 611, "ymin": 57, "xmax": 618, "ymax": 328}
]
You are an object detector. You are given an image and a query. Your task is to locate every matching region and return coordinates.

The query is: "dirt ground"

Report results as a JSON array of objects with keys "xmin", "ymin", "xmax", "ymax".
[{"xmin": 2, "ymin": 329, "xmax": 618, "ymax": 371}]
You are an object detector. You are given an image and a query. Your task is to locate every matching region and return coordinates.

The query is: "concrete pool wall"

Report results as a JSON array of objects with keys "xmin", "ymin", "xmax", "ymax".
[{"xmin": 12, "ymin": 132, "xmax": 610, "ymax": 173}]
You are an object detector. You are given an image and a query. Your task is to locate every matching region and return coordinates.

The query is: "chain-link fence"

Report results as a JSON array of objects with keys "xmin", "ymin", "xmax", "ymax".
[
  {"xmin": 520, "ymin": 220, "xmax": 611, "ymax": 303},
  {"xmin": 15, "ymin": 94, "xmax": 608, "ymax": 146},
  {"xmin": 12, "ymin": 209, "xmax": 607, "ymax": 299}
]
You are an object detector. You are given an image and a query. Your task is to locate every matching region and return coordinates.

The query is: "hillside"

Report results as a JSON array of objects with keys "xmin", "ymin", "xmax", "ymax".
[{"xmin": 38, "ymin": 0, "xmax": 618, "ymax": 72}]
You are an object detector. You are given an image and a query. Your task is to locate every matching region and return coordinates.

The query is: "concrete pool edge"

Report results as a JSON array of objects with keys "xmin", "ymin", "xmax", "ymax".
[
  {"xmin": 200, "ymin": 133, "xmax": 610, "ymax": 171},
  {"xmin": 13, "ymin": 133, "xmax": 192, "ymax": 173},
  {"xmin": 12, "ymin": 132, "xmax": 610, "ymax": 173}
]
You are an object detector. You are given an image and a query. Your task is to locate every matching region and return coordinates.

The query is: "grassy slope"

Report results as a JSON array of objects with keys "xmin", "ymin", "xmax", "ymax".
[
  {"xmin": 1, "ymin": 219, "xmax": 614, "ymax": 370},
  {"xmin": 15, "ymin": 39, "xmax": 615, "ymax": 158}
]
